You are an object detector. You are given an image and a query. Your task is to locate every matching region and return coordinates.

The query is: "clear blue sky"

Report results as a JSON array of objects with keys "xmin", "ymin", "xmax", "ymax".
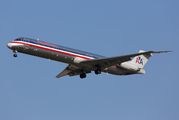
[{"xmin": 1, "ymin": 0, "xmax": 178, "ymax": 120}]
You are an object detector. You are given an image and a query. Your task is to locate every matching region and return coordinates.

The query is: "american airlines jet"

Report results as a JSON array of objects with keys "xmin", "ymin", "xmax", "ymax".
[{"xmin": 7, "ymin": 37, "xmax": 171, "ymax": 79}]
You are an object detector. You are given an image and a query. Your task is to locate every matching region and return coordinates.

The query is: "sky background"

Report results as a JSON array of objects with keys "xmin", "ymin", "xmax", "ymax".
[{"xmin": 0, "ymin": 0, "xmax": 178, "ymax": 120}]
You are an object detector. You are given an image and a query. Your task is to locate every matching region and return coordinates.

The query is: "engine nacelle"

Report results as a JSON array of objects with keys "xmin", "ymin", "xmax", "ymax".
[
  {"xmin": 119, "ymin": 62, "xmax": 140, "ymax": 71},
  {"xmin": 73, "ymin": 57, "xmax": 85, "ymax": 63}
]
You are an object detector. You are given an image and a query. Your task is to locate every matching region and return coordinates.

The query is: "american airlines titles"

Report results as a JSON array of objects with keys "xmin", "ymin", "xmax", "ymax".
[{"xmin": 37, "ymin": 40, "xmax": 58, "ymax": 47}]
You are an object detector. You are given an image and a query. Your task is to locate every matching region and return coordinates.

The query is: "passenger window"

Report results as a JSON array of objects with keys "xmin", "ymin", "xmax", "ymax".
[{"xmin": 29, "ymin": 40, "xmax": 33, "ymax": 43}]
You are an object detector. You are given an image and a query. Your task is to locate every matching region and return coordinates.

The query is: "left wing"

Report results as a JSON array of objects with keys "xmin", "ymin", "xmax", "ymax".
[
  {"xmin": 56, "ymin": 65, "xmax": 71, "ymax": 78},
  {"xmin": 56, "ymin": 64, "xmax": 91, "ymax": 78}
]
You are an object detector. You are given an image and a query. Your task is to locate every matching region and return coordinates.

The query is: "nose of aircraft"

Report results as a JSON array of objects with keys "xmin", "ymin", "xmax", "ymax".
[{"xmin": 7, "ymin": 42, "xmax": 13, "ymax": 49}]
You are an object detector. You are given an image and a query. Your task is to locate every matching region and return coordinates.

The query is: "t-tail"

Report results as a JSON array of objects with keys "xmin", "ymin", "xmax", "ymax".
[{"xmin": 129, "ymin": 50, "xmax": 153, "ymax": 69}]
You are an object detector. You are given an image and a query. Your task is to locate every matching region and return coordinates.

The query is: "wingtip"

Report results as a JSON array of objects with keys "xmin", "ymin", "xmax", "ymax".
[
  {"xmin": 150, "ymin": 50, "xmax": 173, "ymax": 54},
  {"xmin": 56, "ymin": 76, "xmax": 60, "ymax": 78},
  {"xmin": 166, "ymin": 50, "xmax": 173, "ymax": 52},
  {"xmin": 161, "ymin": 50, "xmax": 173, "ymax": 53}
]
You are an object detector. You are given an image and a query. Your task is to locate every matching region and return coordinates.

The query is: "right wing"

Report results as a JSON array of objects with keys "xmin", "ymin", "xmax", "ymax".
[{"xmin": 81, "ymin": 51, "xmax": 172, "ymax": 69}]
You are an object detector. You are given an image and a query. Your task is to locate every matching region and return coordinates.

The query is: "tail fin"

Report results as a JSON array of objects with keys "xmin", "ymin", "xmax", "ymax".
[{"xmin": 129, "ymin": 50, "xmax": 152, "ymax": 68}]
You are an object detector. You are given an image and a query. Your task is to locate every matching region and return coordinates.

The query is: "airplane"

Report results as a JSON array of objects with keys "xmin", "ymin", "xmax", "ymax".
[{"xmin": 7, "ymin": 37, "xmax": 171, "ymax": 79}]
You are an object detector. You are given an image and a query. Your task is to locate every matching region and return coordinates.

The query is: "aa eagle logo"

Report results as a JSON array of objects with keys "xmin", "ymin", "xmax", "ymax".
[{"xmin": 135, "ymin": 56, "xmax": 143, "ymax": 65}]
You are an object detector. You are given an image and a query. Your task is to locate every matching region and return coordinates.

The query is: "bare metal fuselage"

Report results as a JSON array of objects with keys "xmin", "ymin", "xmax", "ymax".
[{"xmin": 8, "ymin": 37, "xmax": 171, "ymax": 78}]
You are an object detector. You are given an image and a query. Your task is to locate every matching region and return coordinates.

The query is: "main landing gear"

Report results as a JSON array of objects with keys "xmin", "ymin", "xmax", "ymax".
[
  {"xmin": 13, "ymin": 50, "xmax": 17, "ymax": 57},
  {"xmin": 80, "ymin": 73, "xmax": 86, "ymax": 79},
  {"xmin": 95, "ymin": 69, "xmax": 101, "ymax": 75},
  {"xmin": 80, "ymin": 69, "xmax": 101, "ymax": 79}
]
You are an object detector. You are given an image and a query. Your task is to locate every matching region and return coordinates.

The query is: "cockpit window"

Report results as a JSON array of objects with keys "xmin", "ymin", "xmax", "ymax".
[{"xmin": 15, "ymin": 38, "xmax": 23, "ymax": 41}]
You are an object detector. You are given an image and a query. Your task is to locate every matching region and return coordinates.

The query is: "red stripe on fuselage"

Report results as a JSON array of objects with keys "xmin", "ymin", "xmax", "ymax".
[{"xmin": 10, "ymin": 41, "xmax": 91, "ymax": 59}]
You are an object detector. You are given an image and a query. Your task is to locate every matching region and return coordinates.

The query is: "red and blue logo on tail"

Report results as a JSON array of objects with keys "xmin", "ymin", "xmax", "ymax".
[{"xmin": 135, "ymin": 56, "xmax": 143, "ymax": 65}]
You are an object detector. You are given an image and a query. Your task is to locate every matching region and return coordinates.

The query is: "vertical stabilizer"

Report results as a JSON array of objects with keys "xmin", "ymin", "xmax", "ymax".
[{"xmin": 129, "ymin": 50, "xmax": 152, "ymax": 68}]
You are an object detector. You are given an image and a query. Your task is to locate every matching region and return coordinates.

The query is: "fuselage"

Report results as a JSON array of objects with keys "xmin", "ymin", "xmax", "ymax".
[{"xmin": 7, "ymin": 37, "xmax": 143, "ymax": 76}]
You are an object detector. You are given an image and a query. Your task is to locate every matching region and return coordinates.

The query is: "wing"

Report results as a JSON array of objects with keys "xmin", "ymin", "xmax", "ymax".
[
  {"xmin": 81, "ymin": 51, "xmax": 172, "ymax": 69},
  {"xmin": 56, "ymin": 64, "xmax": 91, "ymax": 78}
]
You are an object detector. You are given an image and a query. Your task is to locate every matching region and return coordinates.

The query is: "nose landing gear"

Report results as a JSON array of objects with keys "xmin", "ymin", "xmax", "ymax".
[
  {"xmin": 13, "ymin": 50, "xmax": 17, "ymax": 57},
  {"xmin": 13, "ymin": 54, "xmax": 17, "ymax": 57}
]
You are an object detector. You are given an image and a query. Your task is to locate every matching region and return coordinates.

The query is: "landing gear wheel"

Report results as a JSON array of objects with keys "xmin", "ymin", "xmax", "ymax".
[
  {"xmin": 13, "ymin": 54, "xmax": 17, "ymax": 57},
  {"xmin": 95, "ymin": 69, "xmax": 101, "ymax": 75},
  {"xmin": 80, "ymin": 73, "xmax": 86, "ymax": 79}
]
